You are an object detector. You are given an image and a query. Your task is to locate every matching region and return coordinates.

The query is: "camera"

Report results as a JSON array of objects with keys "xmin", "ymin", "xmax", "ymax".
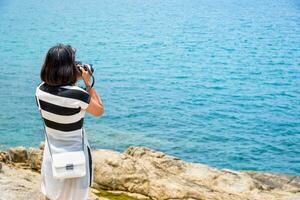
[
  {"xmin": 75, "ymin": 61, "xmax": 94, "ymax": 75},
  {"xmin": 75, "ymin": 61, "xmax": 95, "ymax": 88}
]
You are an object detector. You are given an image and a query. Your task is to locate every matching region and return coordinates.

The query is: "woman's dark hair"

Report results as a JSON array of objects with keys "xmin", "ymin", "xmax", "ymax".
[{"xmin": 40, "ymin": 43, "xmax": 77, "ymax": 86}]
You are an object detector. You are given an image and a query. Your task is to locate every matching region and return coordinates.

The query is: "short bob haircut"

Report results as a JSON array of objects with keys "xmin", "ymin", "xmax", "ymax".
[{"xmin": 40, "ymin": 43, "xmax": 77, "ymax": 86}]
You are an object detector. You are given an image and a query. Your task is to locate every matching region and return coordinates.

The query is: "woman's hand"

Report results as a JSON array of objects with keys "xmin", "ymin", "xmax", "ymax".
[{"xmin": 79, "ymin": 66, "xmax": 91, "ymax": 87}]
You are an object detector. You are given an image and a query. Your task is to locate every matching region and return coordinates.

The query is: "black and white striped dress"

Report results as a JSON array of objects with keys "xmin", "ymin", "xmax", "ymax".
[{"xmin": 35, "ymin": 82, "xmax": 93, "ymax": 200}]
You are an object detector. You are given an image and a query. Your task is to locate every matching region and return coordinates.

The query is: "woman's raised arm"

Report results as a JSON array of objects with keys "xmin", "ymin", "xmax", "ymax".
[
  {"xmin": 79, "ymin": 66, "xmax": 104, "ymax": 117},
  {"xmin": 86, "ymin": 88, "xmax": 104, "ymax": 116}
]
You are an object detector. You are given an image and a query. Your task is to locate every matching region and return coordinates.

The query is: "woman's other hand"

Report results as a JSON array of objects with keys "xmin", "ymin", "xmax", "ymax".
[{"xmin": 79, "ymin": 66, "xmax": 91, "ymax": 87}]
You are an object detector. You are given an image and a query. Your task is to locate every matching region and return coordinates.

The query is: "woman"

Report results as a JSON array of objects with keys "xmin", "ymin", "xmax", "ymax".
[{"xmin": 35, "ymin": 44, "xmax": 104, "ymax": 200}]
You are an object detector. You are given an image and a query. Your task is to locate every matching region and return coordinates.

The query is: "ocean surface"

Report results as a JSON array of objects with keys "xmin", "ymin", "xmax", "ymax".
[{"xmin": 0, "ymin": 0, "xmax": 299, "ymax": 175}]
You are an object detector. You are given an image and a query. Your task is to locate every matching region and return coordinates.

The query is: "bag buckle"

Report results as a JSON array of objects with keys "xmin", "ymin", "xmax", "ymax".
[{"xmin": 66, "ymin": 164, "xmax": 74, "ymax": 170}]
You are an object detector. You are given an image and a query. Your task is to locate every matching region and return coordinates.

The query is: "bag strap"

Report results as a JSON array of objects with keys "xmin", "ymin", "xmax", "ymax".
[{"xmin": 35, "ymin": 83, "xmax": 85, "ymax": 159}]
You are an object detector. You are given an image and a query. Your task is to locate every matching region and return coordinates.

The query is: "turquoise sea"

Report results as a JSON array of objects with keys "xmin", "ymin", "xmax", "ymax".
[{"xmin": 0, "ymin": 0, "xmax": 299, "ymax": 175}]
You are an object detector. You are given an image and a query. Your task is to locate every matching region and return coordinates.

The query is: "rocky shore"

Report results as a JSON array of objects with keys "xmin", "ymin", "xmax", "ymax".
[{"xmin": 0, "ymin": 144, "xmax": 299, "ymax": 200}]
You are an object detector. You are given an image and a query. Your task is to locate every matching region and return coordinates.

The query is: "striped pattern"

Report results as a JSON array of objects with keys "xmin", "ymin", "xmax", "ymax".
[{"xmin": 36, "ymin": 83, "xmax": 90, "ymax": 133}]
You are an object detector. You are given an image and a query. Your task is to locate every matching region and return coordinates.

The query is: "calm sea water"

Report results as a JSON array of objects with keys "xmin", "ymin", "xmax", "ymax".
[{"xmin": 0, "ymin": 0, "xmax": 299, "ymax": 175}]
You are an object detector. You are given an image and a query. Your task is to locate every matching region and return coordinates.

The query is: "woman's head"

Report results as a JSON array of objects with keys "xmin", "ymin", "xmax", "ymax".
[{"xmin": 41, "ymin": 43, "xmax": 77, "ymax": 86}]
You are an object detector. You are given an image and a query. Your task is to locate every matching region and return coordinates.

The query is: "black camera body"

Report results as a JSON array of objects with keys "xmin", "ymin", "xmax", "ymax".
[
  {"xmin": 75, "ymin": 61, "xmax": 94, "ymax": 75},
  {"xmin": 75, "ymin": 61, "xmax": 95, "ymax": 88}
]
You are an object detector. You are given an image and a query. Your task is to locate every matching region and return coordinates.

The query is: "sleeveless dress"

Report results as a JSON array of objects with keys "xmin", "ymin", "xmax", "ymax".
[{"xmin": 35, "ymin": 82, "xmax": 93, "ymax": 200}]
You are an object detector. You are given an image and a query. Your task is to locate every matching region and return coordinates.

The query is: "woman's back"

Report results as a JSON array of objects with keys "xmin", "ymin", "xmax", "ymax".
[{"xmin": 36, "ymin": 82, "xmax": 90, "ymax": 152}]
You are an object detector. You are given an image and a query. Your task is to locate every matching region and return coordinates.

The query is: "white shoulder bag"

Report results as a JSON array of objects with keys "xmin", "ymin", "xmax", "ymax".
[{"xmin": 35, "ymin": 89, "xmax": 86, "ymax": 179}]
